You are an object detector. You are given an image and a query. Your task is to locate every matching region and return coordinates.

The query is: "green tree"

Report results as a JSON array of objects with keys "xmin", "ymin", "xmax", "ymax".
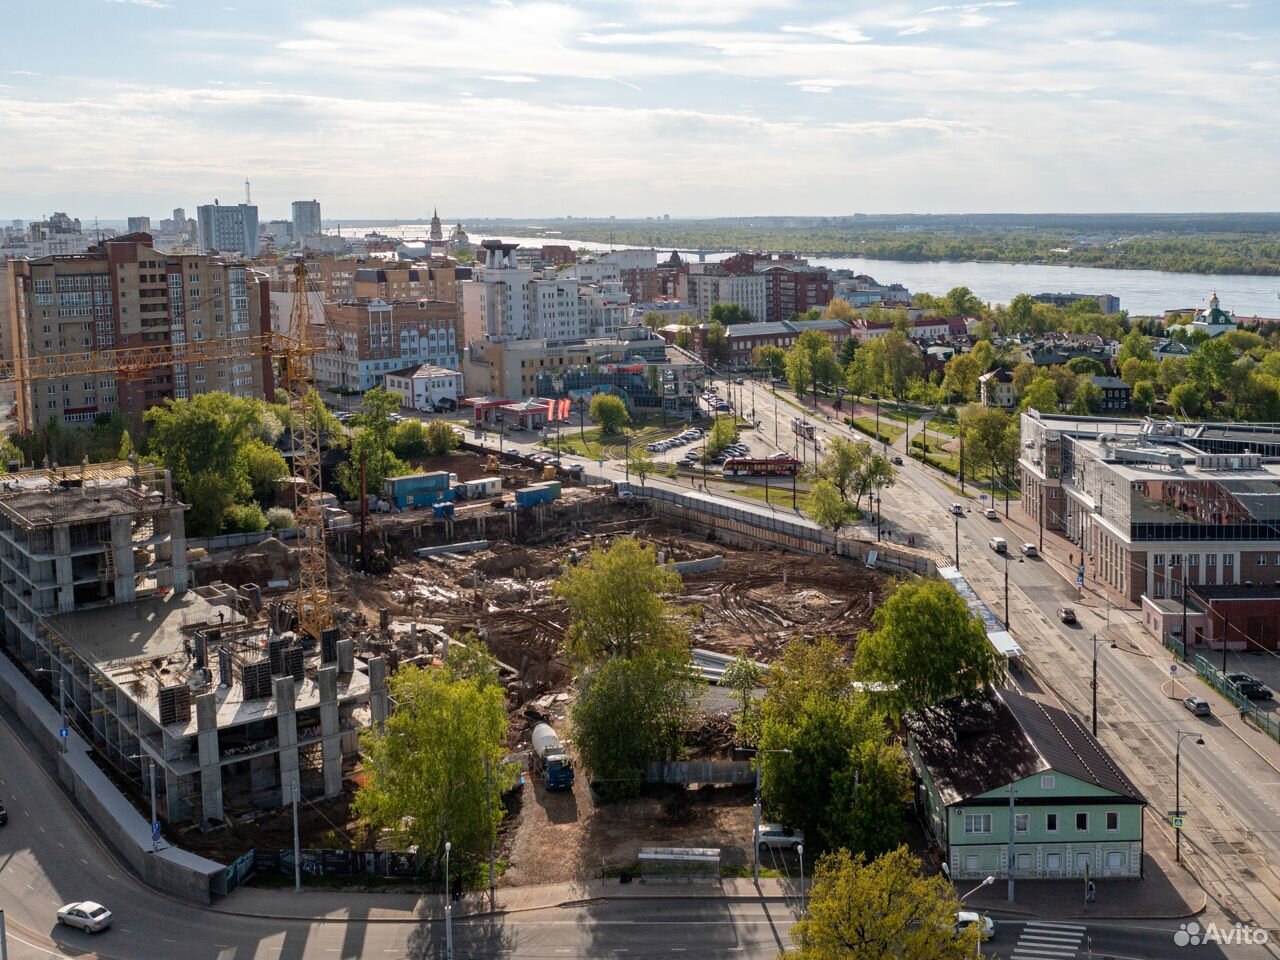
[
  {"xmin": 1004, "ymin": 292, "xmax": 1036, "ymax": 333},
  {"xmin": 239, "ymin": 438, "xmax": 289, "ymax": 503},
  {"xmin": 944, "ymin": 286, "xmax": 984, "ymax": 317},
  {"xmin": 553, "ymin": 537, "xmax": 683, "ymax": 661},
  {"xmin": 837, "ymin": 739, "xmax": 912, "ymax": 856},
  {"xmin": 941, "ymin": 353, "xmax": 980, "ymax": 402},
  {"xmin": 1169, "ymin": 382, "xmax": 1204, "ymax": 417},
  {"xmin": 1132, "ymin": 380, "xmax": 1157, "ymax": 413},
  {"xmin": 837, "ymin": 335, "xmax": 860, "ymax": 366},
  {"xmin": 790, "ymin": 847, "xmax": 977, "ymax": 960},
  {"xmin": 336, "ymin": 387, "xmax": 409, "ymax": 500},
  {"xmin": 752, "ymin": 344, "xmax": 787, "ymax": 379},
  {"xmin": 1065, "ymin": 356, "xmax": 1107, "ymax": 377},
  {"xmin": 825, "ymin": 297, "xmax": 858, "ymax": 322},
  {"xmin": 708, "ymin": 302, "xmax": 752, "ymax": 326},
  {"xmin": 849, "ymin": 451, "xmax": 895, "ymax": 514},
  {"xmin": 184, "ymin": 471, "xmax": 239, "ymax": 538},
  {"xmin": 706, "ymin": 417, "xmax": 740, "ymax": 457},
  {"xmin": 853, "ymin": 580, "xmax": 1000, "ymax": 715},
  {"xmin": 958, "ymin": 404, "xmax": 1017, "ymax": 497},
  {"xmin": 1120, "ymin": 356, "xmax": 1160, "ymax": 387},
  {"xmin": 1019, "ymin": 373, "xmax": 1060, "ymax": 413},
  {"xmin": 675, "ymin": 328, "xmax": 693, "ymax": 350},
  {"xmin": 572, "ymin": 648, "xmax": 699, "ymax": 802},
  {"xmin": 1069, "ymin": 379, "xmax": 1103, "ymax": 415},
  {"xmin": 881, "ymin": 331, "xmax": 923, "ymax": 399},
  {"xmin": 970, "ymin": 340, "xmax": 996, "ymax": 374},
  {"xmin": 721, "ymin": 652, "xmax": 763, "ymax": 746},
  {"xmin": 815, "ymin": 437, "xmax": 866, "ymax": 502},
  {"xmin": 117, "ymin": 429, "xmax": 134, "ymax": 461},
  {"xmin": 224, "ymin": 502, "xmax": 268, "ymax": 533},
  {"xmin": 424, "ymin": 420, "xmax": 460, "ymax": 456},
  {"xmin": 627, "ymin": 448, "xmax": 655, "ymax": 487},
  {"xmin": 786, "ymin": 343, "xmax": 815, "ymax": 397},
  {"xmin": 705, "ymin": 320, "xmax": 730, "ymax": 365},
  {"xmin": 1115, "ymin": 329, "xmax": 1155, "ymax": 371},
  {"xmin": 810, "ymin": 479, "xmax": 850, "ymax": 533},
  {"xmin": 390, "ymin": 420, "xmax": 429, "ymax": 459},
  {"xmin": 353, "ymin": 666, "xmax": 507, "ymax": 869},
  {"xmin": 589, "ymin": 393, "xmax": 630, "ymax": 434}
]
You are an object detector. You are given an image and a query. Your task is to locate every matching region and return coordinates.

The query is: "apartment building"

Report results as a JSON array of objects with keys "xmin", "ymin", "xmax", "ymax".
[
  {"xmin": 291, "ymin": 200, "xmax": 322, "ymax": 240},
  {"xmin": 196, "ymin": 201, "xmax": 259, "ymax": 258},
  {"xmin": 597, "ymin": 249, "xmax": 659, "ymax": 304},
  {"xmin": 681, "ymin": 271, "xmax": 769, "ymax": 323},
  {"xmin": 1020, "ymin": 413, "xmax": 1280, "ymax": 609},
  {"xmin": 5, "ymin": 234, "xmax": 273, "ymax": 431},
  {"xmin": 720, "ymin": 253, "xmax": 833, "ymax": 323},
  {"xmin": 352, "ymin": 262, "xmax": 461, "ymax": 304},
  {"xmin": 315, "ymin": 299, "xmax": 460, "ymax": 393}
]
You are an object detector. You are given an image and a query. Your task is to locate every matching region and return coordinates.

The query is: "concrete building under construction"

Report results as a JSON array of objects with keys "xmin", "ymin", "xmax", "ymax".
[{"xmin": 0, "ymin": 460, "xmax": 388, "ymax": 827}]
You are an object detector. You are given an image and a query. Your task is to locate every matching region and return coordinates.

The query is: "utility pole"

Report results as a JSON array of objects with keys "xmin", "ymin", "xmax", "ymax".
[
  {"xmin": 485, "ymin": 757, "xmax": 496, "ymax": 911},
  {"xmin": 1004, "ymin": 558, "xmax": 1010, "ymax": 631},
  {"xmin": 959, "ymin": 431, "xmax": 966, "ymax": 493},
  {"xmin": 1223, "ymin": 608, "xmax": 1229, "ymax": 675},
  {"xmin": 1, "ymin": 907, "xmax": 8, "ymax": 960},
  {"xmin": 359, "ymin": 451, "xmax": 368, "ymax": 573},
  {"xmin": 149, "ymin": 759, "xmax": 160, "ymax": 850},
  {"xmin": 954, "ymin": 514, "xmax": 960, "ymax": 570},
  {"xmin": 445, "ymin": 840, "xmax": 454, "ymax": 960},
  {"xmin": 292, "ymin": 775, "xmax": 302, "ymax": 893},
  {"xmin": 1007, "ymin": 785, "xmax": 1016, "ymax": 903},
  {"xmin": 58, "ymin": 668, "xmax": 67, "ymax": 752}
]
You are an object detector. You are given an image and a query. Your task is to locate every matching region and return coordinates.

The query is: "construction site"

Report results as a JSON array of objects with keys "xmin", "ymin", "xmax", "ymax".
[{"xmin": 164, "ymin": 445, "xmax": 899, "ymax": 879}]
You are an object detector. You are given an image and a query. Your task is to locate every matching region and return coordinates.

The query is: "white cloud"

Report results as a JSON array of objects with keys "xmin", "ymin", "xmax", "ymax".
[
  {"xmin": 105, "ymin": 0, "xmax": 170, "ymax": 8},
  {"xmin": 480, "ymin": 75, "xmax": 539, "ymax": 83}
]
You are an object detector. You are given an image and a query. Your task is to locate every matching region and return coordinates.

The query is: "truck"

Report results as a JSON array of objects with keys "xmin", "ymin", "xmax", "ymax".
[{"xmin": 530, "ymin": 723, "xmax": 575, "ymax": 790}]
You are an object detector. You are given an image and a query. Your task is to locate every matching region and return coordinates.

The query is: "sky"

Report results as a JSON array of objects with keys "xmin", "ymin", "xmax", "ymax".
[{"xmin": 2, "ymin": 0, "xmax": 1278, "ymax": 220}]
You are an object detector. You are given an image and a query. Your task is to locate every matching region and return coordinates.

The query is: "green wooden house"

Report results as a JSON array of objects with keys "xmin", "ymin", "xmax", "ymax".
[{"xmin": 906, "ymin": 687, "xmax": 1146, "ymax": 881}]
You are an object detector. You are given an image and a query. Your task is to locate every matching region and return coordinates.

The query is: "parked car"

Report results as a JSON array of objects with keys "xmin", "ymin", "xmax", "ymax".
[
  {"xmin": 769, "ymin": 452, "xmax": 792, "ymax": 460},
  {"xmin": 645, "ymin": 443, "xmax": 660, "ymax": 452},
  {"xmin": 1020, "ymin": 543, "xmax": 1038, "ymax": 557},
  {"xmin": 57, "ymin": 902, "xmax": 113, "ymax": 933},
  {"xmin": 1183, "ymin": 696, "xmax": 1212, "ymax": 717},
  {"xmin": 757, "ymin": 824, "xmax": 804, "ymax": 852},
  {"xmin": 891, "ymin": 455, "xmax": 904, "ymax": 465},
  {"xmin": 954, "ymin": 911, "xmax": 996, "ymax": 941},
  {"xmin": 1057, "ymin": 607, "xmax": 1077, "ymax": 624},
  {"xmin": 984, "ymin": 507, "xmax": 998, "ymax": 519},
  {"xmin": 733, "ymin": 378, "xmax": 745, "ymax": 385},
  {"xmin": 951, "ymin": 503, "xmax": 965, "ymax": 516},
  {"xmin": 1240, "ymin": 683, "xmax": 1274, "ymax": 701}
]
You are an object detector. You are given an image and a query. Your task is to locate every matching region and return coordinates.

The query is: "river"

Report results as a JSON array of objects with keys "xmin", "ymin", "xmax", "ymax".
[{"xmin": 335, "ymin": 224, "xmax": 1280, "ymax": 318}]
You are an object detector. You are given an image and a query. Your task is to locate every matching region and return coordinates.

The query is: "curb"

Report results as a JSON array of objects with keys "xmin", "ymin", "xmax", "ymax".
[{"xmin": 205, "ymin": 892, "xmax": 802, "ymax": 925}]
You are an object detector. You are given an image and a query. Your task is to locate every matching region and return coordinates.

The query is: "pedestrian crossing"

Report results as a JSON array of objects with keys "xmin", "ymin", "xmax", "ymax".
[{"xmin": 1011, "ymin": 920, "xmax": 1087, "ymax": 959}]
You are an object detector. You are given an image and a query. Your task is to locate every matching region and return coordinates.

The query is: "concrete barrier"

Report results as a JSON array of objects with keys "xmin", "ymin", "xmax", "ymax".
[
  {"xmin": 671, "ymin": 555, "xmax": 725, "ymax": 575},
  {"xmin": 0, "ymin": 652, "xmax": 225, "ymax": 903}
]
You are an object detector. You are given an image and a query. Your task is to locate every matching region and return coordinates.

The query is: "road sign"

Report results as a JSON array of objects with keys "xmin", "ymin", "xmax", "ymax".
[
  {"xmin": 1076, "ymin": 575, "xmax": 1085, "ymax": 587},
  {"xmin": 59, "ymin": 727, "xmax": 68, "ymax": 739},
  {"xmin": 1171, "ymin": 816, "xmax": 1185, "ymax": 829},
  {"xmin": 1171, "ymin": 664, "xmax": 1178, "ymax": 676},
  {"xmin": 152, "ymin": 822, "xmax": 162, "ymax": 840},
  {"xmin": 980, "ymin": 494, "xmax": 988, "ymax": 501}
]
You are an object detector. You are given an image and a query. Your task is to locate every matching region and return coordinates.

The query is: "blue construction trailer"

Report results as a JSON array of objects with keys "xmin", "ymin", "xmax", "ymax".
[{"xmin": 383, "ymin": 471, "xmax": 458, "ymax": 509}]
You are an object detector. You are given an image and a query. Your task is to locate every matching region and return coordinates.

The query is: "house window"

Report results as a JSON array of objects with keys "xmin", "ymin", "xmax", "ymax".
[
  {"xmin": 1041, "ymin": 775, "xmax": 1055, "ymax": 790},
  {"xmin": 1224, "ymin": 554, "xmax": 1234, "ymax": 567},
  {"xmin": 1046, "ymin": 852, "xmax": 1062, "ymax": 870},
  {"xmin": 1014, "ymin": 813, "xmax": 1029, "ymax": 834},
  {"xmin": 1016, "ymin": 852, "xmax": 1032, "ymax": 871},
  {"xmin": 1189, "ymin": 554, "xmax": 1199, "ymax": 566},
  {"xmin": 1170, "ymin": 554, "xmax": 1182, "ymax": 567},
  {"xmin": 1259, "ymin": 555, "xmax": 1268, "ymax": 566},
  {"xmin": 1049, "ymin": 488, "xmax": 1059, "ymax": 499},
  {"xmin": 963, "ymin": 814, "xmax": 992, "ymax": 835},
  {"xmin": 1153, "ymin": 554, "xmax": 1165, "ymax": 567},
  {"xmin": 1046, "ymin": 813, "xmax": 1059, "ymax": 833},
  {"xmin": 1106, "ymin": 851, "xmax": 1124, "ymax": 869},
  {"xmin": 1076, "ymin": 812, "xmax": 1089, "ymax": 832},
  {"xmin": 1076, "ymin": 852, "xmax": 1092, "ymax": 873},
  {"xmin": 1207, "ymin": 554, "xmax": 1216, "ymax": 567},
  {"xmin": 1154, "ymin": 580, "xmax": 1165, "ymax": 598},
  {"xmin": 963, "ymin": 854, "xmax": 979, "ymax": 873},
  {"xmin": 1106, "ymin": 811, "xmax": 1119, "ymax": 832}
]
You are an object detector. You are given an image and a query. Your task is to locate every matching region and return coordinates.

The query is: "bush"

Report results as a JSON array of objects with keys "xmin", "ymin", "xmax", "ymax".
[
  {"xmin": 224, "ymin": 503, "xmax": 267, "ymax": 534},
  {"xmin": 425, "ymin": 420, "xmax": 460, "ymax": 456},
  {"xmin": 265, "ymin": 506, "xmax": 296, "ymax": 530}
]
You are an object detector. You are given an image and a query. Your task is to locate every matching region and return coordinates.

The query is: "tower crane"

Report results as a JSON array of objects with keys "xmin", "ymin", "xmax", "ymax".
[{"xmin": 0, "ymin": 259, "xmax": 335, "ymax": 639}]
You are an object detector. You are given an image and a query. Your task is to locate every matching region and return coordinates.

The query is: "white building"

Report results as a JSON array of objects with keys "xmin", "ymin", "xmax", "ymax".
[
  {"xmin": 196, "ymin": 201, "xmax": 259, "ymax": 257},
  {"xmin": 571, "ymin": 260, "xmax": 621, "ymax": 284},
  {"xmin": 580, "ymin": 281, "xmax": 631, "ymax": 337},
  {"xmin": 530, "ymin": 276, "xmax": 587, "ymax": 341},
  {"xmin": 685, "ymin": 272, "xmax": 768, "ymax": 322},
  {"xmin": 384, "ymin": 363, "xmax": 462, "ymax": 411}
]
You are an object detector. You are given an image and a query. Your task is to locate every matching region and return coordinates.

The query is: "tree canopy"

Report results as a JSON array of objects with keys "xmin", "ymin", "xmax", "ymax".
[
  {"xmin": 589, "ymin": 393, "xmax": 631, "ymax": 434},
  {"xmin": 853, "ymin": 580, "xmax": 1000, "ymax": 715}
]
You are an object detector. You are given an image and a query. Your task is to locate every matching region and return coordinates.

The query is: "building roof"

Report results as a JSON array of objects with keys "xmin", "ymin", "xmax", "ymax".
[
  {"xmin": 906, "ymin": 687, "xmax": 1145, "ymax": 807},
  {"xmin": 387, "ymin": 363, "xmax": 461, "ymax": 379},
  {"xmin": 1189, "ymin": 584, "xmax": 1280, "ymax": 602},
  {"xmin": 979, "ymin": 367, "xmax": 1014, "ymax": 384},
  {"xmin": 1090, "ymin": 376, "xmax": 1131, "ymax": 391}
]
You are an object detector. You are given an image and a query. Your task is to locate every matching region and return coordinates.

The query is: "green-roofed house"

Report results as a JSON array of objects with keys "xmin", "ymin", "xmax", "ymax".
[{"xmin": 905, "ymin": 687, "xmax": 1147, "ymax": 881}]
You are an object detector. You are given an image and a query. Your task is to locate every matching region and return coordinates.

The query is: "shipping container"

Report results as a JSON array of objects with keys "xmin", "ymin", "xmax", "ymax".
[
  {"xmin": 456, "ymin": 476, "xmax": 502, "ymax": 500},
  {"xmin": 515, "ymin": 481, "xmax": 561, "ymax": 508},
  {"xmin": 383, "ymin": 472, "xmax": 458, "ymax": 509}
]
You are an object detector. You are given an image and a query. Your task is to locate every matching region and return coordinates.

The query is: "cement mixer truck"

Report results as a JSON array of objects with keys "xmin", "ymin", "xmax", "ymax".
[{"xmin": 530, "ymin": 722, "xmax": 575, "ymax": 790}]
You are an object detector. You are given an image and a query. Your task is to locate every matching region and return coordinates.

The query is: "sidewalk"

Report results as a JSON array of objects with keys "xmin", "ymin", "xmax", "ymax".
[
  {"xmin": 207, "ymin": 876, "xmax": 805, "ymax": 922},
  {"xmin": 959, "ymin": 811, "xmax": 1205, "ymax": 920}
]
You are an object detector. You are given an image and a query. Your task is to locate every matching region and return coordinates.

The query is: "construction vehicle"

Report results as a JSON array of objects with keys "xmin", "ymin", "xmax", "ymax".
[
  {"xmin": 0, "ymin": 258, "xmax": 334, "ymax": 639},
  {"xmin": 530, "ymin": 723, "xmax": 575, "ymax": 790}
]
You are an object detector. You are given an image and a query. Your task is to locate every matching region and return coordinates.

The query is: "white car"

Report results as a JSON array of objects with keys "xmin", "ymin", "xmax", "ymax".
[
  {"xmin": 757, "ymin": 823, "xmax": 804, "ymax": 852},
  {"xmin": 954, "ymin": 911, "xmax": 995, "ymax": 941},
  {"xmin": 57, "ymin": 901, "xmax": 113, "ymax": 933}
]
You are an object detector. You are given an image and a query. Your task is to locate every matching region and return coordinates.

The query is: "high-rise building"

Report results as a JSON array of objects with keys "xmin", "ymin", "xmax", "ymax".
[
  {"xmin": 126, "ymin": 216, "xmax": 152, "ymax": 235},
  {"xmin": 172, "ymin": 208, "xmax": 186, "ymax": 222},
  {"xmin": 460, "ymin": 242, "xmax": 592, "ymax": 343},
  {"xmin": 5, "ymin": 234, "xmax": 272, "ymax": 430},
  {"xmin": 196, "ymin": 200, "xmax": 259, "ymax": 257},
  {"xmin": 598, "ymin": 249, "xmax": 659, "ymax": 304},
  {"xmin": 291, "ymin": 199, "xmax": 322, "ymax": 240}
]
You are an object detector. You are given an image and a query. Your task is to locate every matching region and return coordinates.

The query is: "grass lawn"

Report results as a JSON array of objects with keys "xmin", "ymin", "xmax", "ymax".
[
  {"xmin": 848, "ymin": 417, "xmax": 904, "ymax": 444},
  {"xmin": 725, "ymin": 482, "xmax": 862, "ymax": 526}
]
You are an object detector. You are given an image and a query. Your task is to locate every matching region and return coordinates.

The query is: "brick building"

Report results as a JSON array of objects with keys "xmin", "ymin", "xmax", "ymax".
[{"xmin": 315, "ymin": 299, "xmax": 460, "ymax": 393}]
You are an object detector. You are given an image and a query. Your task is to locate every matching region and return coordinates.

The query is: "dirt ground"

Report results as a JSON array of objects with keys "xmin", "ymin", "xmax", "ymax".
[{"xmin": 183, "ymin": 460, "xmax": 898, "ymax": 877}]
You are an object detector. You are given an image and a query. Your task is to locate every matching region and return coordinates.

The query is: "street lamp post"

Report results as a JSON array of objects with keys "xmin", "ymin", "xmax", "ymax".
[
  {"xmin": 1090, "ymin": 634, "xmax": 1117, "ymax": 737},
  {"xmin": 623, "ymin": 432, "xmax": 631, "ymax": 483},
  {"xmin": 960, "ymin": 876, "xmax": 996, "ymax": 901},
  {"xmin": 753, "ymin": 748, "xmax": 792, "ymax": 883},
  {"xmin": 1222, "ymin": 608, "xmax": 1230, "ymax": 676},
  {"xmin": 291, "ymin": 774, "xmax": 301, "ymax": 893},
  {"xmin": 127, "ymin": 753, "xmax": 161, "ymax": 850},
  {"xmin": 496, "ymin": 412, "xmax": 505, "ymax": 456},
  {"xmin": 797, "ymin": 844, "xmax": 806, "ymax": 915},
  {"xmin": 35, "ymin": 666, "xmax": 68, "ymax": 753},
  {"xmin": 954, "ymin": 513, "xmax": 961, "ymax": 570},
  {"xmin": 1175, "ymin": 731, "xmax": 1204, "ymax": 864},
  {"xmin": 875, "ymin": 493, "xmax": 883, "ymax": 541},
  {"xmin": 1004, "ymin": 557, "xmax": 1010, "ymax": 630},
  {"xmin": 445, "ymin": 840, "xmax": 454, "ymax": 960}
]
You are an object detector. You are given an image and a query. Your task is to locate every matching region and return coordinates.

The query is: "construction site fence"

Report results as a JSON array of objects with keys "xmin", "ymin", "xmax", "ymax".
[
  {"xmin": 1192, "ymin": 654, "xmax": 1280, "ymax": 745},
  {"xmin": 643, "ymin": 760, "xmax": 755, "ymax": 785},
  {"xmin": 835, "ymin": 537, "xmax": 936, "ymax": 577},
  {"xmin": 187, "ymin": 528, "xmax": 298, "ymax": 553},
  {"xmin": 611, "ymin": 481, "xmax": 833, "ymax": 555},
  {"xmin": 212, "ymin": 848, "xmax": 423, "ymax": 893},
  {"xmin": 1163, "ymin": 632, "xmax": 1187, "ymax": 661}
]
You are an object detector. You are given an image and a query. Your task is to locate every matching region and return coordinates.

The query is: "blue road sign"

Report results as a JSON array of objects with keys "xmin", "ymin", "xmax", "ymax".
[
  {"xmin": 1076, "ymin": 575, "xmax": 1085, "ymax": 587},
  {"xmin": 152, "ymin": 822, "xmax": 162, "ymax": 839},
  {"xmin": 59, "ymin": 727, "xmax": 68, "ymax": 739}
]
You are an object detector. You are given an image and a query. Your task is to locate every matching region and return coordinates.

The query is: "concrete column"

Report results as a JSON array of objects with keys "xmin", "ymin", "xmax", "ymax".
[
  {"xmin": 108, "ymin": 514, "xmax": 136, "ymax": 603},
  {"xmin": 168, "ymin": 506, "xmax": 189, "ymax": 594},
  {"xmin": 164, "ymin": 766, "xmax": 184, "ymax": 822},
  {"xmin": 195, "ymin": 691, "xmax": 223, "ymax": 824},
  {"xmin": 52, "ymin": 524, "xmax": 75, "ymax": 612},
  {"xmin": 368, "ymin": 656, "xmax": 388, "ymax": 731},
  {"xmin": 275, "ymin": 675, "xmax": 299, "ymax": 806},
  {"xmin": 336, "ymin": 638, "xmax": 354, "ymax": 674},
  {"xmin": 318, "ymin": 666, "xmax": 342, "ymax": 798}
]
